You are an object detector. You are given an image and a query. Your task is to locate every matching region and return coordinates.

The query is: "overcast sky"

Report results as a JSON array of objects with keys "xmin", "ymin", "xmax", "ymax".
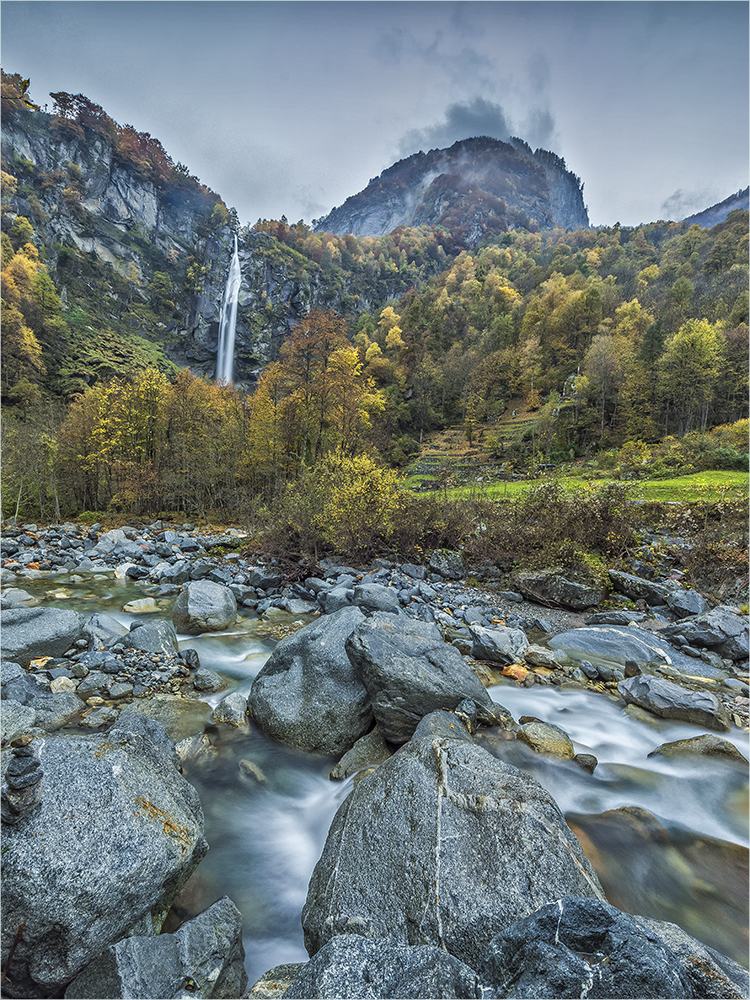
[{"xmin": 3, "ymin": 1, "xmax": 748, "ymax": 228}]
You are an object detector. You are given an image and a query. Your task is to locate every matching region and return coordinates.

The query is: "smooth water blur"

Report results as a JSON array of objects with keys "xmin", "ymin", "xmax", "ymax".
[
  {"xmin": 216, "ymin": 234, "xmax": 241, "ymax": 383},
  {"xmin": 12, "ymin": 572, "xmax": 750, "ymax": 977}
]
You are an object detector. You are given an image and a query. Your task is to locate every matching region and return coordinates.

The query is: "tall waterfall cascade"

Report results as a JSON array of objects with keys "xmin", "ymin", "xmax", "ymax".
[{"xmin": 216, "ymin": 234, "xmax": 242, "ymax": 383}]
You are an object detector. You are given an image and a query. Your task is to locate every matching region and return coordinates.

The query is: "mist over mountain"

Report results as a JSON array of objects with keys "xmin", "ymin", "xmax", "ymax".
[
  {"xmin": 683, "ymin": 188, "xmax": 750, "ymax": 229},
  {"xmin": 313, "ymin": 136, "xmax": 589, "ymax": 241}
]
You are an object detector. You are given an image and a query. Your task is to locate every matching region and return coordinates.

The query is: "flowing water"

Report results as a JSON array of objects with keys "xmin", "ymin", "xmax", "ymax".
[
  {"xmin": 17, "ymin": 574, "xmax": 750, "ymax": 981},
  {"xmin": 216, "ymin": 234, "xmax": 242, "ymax": 383}
]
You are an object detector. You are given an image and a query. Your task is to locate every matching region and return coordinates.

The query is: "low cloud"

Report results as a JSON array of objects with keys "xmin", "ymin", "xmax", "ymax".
[{"xmin": 660, "ymin": 188, "xmax": 715, "ymax": 221}]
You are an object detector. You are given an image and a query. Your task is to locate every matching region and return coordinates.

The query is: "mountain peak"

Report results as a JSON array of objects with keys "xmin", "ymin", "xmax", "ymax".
[{"xmin": 314, "ymin": 136, "xmax": 588, "ymax": 240}]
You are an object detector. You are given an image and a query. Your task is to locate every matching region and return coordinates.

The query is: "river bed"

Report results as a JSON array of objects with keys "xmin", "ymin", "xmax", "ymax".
[{"xmin": 16, "ymin": 573, "xmax": 750, "ymax": 983}]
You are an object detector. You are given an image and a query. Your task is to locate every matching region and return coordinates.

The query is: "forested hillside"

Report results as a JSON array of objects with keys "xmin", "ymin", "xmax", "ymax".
[{"xmin": 2, "ymin": 72, "xmax": 748, "ymax": 523}]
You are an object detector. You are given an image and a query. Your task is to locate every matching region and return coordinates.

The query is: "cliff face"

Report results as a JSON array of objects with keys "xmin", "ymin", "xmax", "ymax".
[
  {"xmin": 2, "ymin": 108, "xmax": 334, "ymax": 385},
  {"xmin": 314, "ymin": 137, "xmax": 589, "ymax": 239}
]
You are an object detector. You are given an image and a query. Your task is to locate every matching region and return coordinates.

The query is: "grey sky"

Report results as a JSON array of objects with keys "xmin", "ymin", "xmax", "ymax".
[{"xmin": 2, "ymin": 2, "xmax": 748, "ymax": 228}]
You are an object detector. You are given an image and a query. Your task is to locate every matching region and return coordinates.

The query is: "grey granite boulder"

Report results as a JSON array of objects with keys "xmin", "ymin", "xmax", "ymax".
[
  {"xmin": 469, "ymin": 624, "xmax": 529, "ymax": 664},
  {"xmin": 329, "ymin": 725, "xmax": 392, "ymax": 781},
  {"xmin": 1, "ymin": 716, "xmax": 207, "ymax": 998},
  {"xmin": 345, "ymin": 613, "xmax": 511, "ymax": 744},
  {"xmin": 285, "ymin": 934, "xmax": 480, "ymax": 999},
  {"xmin": 480, "ymin": 896, "xmax": 694, "ymax": 999},
  {"xmin": 514, "ymin": 569, "xmax": 606, "ymax": 610},
  {"xmin": 172, "ymin": 580, "xmax": 238, "ymax": 635},
  {"xmin": 248, "ymin": 607, "xmax": 372, "ymax": 756},
  {"xmin": 648, "ymin": 733, "xmax": 748, "ymax": 764},
  {"xmin": 301, "ymin": 731, "xmax": 605, "ymax": 968},
  {"xmin": 123, "ymin": 619, "xmax": 179, "ymax": 654},
  {"xmin": 64, "ymin": 896, "xmax": 247, "ymax": 999},
  {"xmin": 1, "ymin": 607, "xmax": 85, "ymax": 666},
  {"xmin": 618, "ymin": 674, "xmax": 730, "ymax": 731}
]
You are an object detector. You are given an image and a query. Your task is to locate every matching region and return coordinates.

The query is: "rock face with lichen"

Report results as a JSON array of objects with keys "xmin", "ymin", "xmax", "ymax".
[{"xmin": 0, "ymin": 715, "xmax": 207, "ymax": 999}]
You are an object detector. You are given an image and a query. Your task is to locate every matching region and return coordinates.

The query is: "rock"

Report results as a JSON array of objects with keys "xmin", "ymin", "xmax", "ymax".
[
  {"xmin": 245, "ymin": 566, "xmax": 283, "ymax": 590},
  {"xmin": 411, "ymin": 708, "xmax": 475, "ymax": 743},
  {"xmin": 120, "ymin": 695, "xmax": 212, "ymax": 743},
  {"xmin": 666, "ymin": 586, "xmax": 711, "ymax": 618},
  {"xmin": 301, "ymin": 732, "xmax": 605, "ymax": 968},
  {"xmin": 123, "ymin": 597, "xmax": 160, "ymax": 614},
  {"xmin": 618, "ymin": 674, "xmax": 730, "ymax": 731},
  {"xmin": 661, "ymin": 606, "xmax": 749, "ymax": 661},
  {"xmin": 609, "ymin": 568, "xmax": 671, "ymax": 605},
  {"xmin": 329, "ymin": 726, "xmax": 392, "ymax": 780},
  {"xmin": 317, "ymin": 585, "xmax": 353, "ymax": 613},
  {"xmin": 0, "ymin": 700, "xmax": 37, "ymax": 742},
  {"xmin": 172, "ymin": 580, "xmax": 238, "ymax": 635},
  {"xmin": 469, "ymin": 624, "xmax": 529, "ymax": 664},
  {"xmin": 83, "ymin": 612, "xmax": 129, "ymax": 649},
  {"xmin": 514, "ymin": 568, "xmax": 606, "ymax": 610},
  {"xmin": 573, "ymin": 753, "xmax": 598, "ymax": 773},
  {"xmin": 428, "ymin": 548, "xmax": 465, "ymax": 580},
  {"xmin": 548, "ymin": 624, "xmax": 706, "ymax": 677},
  {"xmin": 193, "ymin": 667, "xmax": 227, "ymax": 692},
  {"xmin": 212, "ymin": 692, "xmax": 249, "ymax": 727},
  {"xmin": 523, "ymin": 644, "xmax": 559, "ymax": 669},
  {"xmin": 1, "ymin": 607, "xmax": 85, "ymax": 666},
  {"xmin": 516, "ymin": 720, "xmax": 574, "ymax": 758},
  {"xmin": 584, "ymin": 610, "xmax": 648, "ymax": 625},
  {"xmin": 345, "ymin": 613, "xmax": 509, "ymax": 744},
  {"xmin": 285, "ymin": 934, "xmax": 480, "ymax": 999},
  {"xmin": 123, "ymin": 619, "xmax": 179, "ymax": 654},
  {"xmin": 248, "ymin": 607, "xmax": 372, "ymax": 756},
  {"xmin": 480, "ymin": 896, "xmax": 694, "ymax": 999},
  {"xmin": 245, "ymin": 963, "xmax": 305, "ymax": 999},
  {"xmin": 0, "ymin": 719, "xmax": 207, "ymax": 998},
  {"xmin": 1, "ymin": 588, "xmax": 39, "ymax": 608},
  {"xmin": 648, "ymin": 733, "xmax": 748, "ymax": 764},
  {"xmin": 631, "ymin": 914, "xmax": 750, "ymax": 998},
  {"xmin": 352, "ymin": 582, "xmax": 400, "ymax": 614},
  {"xmin": 64, "ymin": 896, "xmax": 246, "ymax": 999}
]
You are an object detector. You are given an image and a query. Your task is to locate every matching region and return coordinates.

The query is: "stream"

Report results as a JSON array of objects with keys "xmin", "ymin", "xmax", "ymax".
[{"xmin": 17, "ymin": 573, "xmax": 750, "ymax": 985}]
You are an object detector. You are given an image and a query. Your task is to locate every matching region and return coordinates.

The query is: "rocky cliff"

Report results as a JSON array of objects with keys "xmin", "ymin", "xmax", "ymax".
[
  {"xmin": 313, "ymin": 136, "xmax": 589, "ymax": 240},
  {"xmin": 1, "ymin": 103, "xmax": 337, "ymax": 387}
]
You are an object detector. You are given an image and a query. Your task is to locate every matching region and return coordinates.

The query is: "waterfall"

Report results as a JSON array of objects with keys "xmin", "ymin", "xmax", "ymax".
[{"xmin": 216, "ymin": 234, "xmax": 242, "ymax": 383}]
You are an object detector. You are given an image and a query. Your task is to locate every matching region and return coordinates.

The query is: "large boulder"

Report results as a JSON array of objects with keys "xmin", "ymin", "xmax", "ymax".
[
  {"xmin": 0, "ymin": 607, "xmax": 85, "ymax": 666},
  {"xmin": 618, "ymin": 674, "xmax": 731, "ymax": 731},
  {"xmin": 548, "ymin": 625, "xmax": 712, "ymax": 677},
  {"xmin": 480, "ymin": 897, "xmax": 693, "ymax": 999},
  {"xmin": 64, "ymin": 896, "xmax": 247, "ymax": 999},
  {"xmin": 301, "ymin": 731, "xmax": 605, "ymax": 968},
  {"xmin": 1, "ymin": 715, "xmax": 207, "ymax": 998},
  {"xmin": 248, "ymin": 607, "xmax": 372, "ymax": 756},
  {"xmin": 172, "ymin": 580, "xmax": 238, "ymax": 635},
  {"xmin": 285, "ymin": 935, "xmax": 480, "ymax": 999},
  {"xmin": 345, "ymin": 613, "xmax": 510, "ymax": 744},
  {"xmin": 514, "ymin": 569, "xmax": 606, "ymax": 610}
]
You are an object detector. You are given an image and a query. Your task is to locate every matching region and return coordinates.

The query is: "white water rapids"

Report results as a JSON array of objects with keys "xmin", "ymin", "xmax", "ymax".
[{"xmin": 17, "ymin": 577, "xmax": 750, "ymax": 986}]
